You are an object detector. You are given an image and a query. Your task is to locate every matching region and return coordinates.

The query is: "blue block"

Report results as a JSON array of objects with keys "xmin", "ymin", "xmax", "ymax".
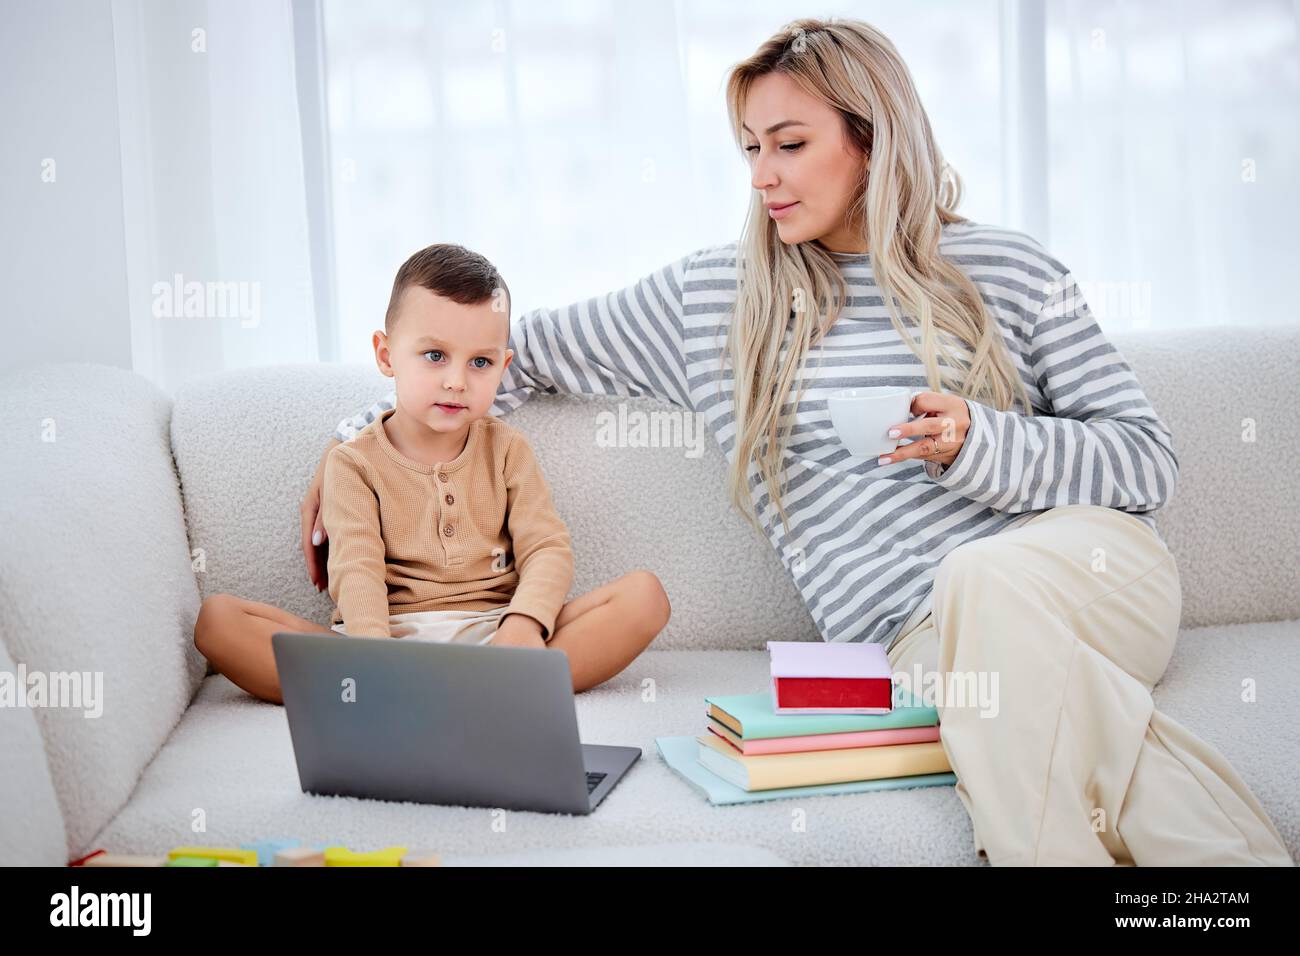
[{"xmin": 240, "ymin": 838, "xmax": 302, "ymax": 867}]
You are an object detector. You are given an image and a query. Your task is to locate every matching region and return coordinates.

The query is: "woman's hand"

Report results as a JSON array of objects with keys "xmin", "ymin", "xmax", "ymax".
[
  {"xmin": 878, "ymin": 391, "xmax": 970, "ymax": 468},
  {"xmin": 301, "ymin": 439, "xmax": 340, "ymax": 592}
]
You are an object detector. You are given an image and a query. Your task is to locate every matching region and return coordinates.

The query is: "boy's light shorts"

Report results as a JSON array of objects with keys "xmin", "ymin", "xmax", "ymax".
[{"xmin": 331, "ymin": 605, "xmax": 509, "ymax": 644}]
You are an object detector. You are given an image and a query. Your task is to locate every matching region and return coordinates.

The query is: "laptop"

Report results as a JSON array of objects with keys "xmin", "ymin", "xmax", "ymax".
[{"xmin": 270, "ymin": 631, "xmax": 640, "ymax": 814}]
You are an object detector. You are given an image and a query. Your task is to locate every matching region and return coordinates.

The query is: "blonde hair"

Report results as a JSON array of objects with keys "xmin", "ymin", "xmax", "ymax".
[{"xmin": 722, "ymin": 17, "xmax": 1034, "ymax": 537}]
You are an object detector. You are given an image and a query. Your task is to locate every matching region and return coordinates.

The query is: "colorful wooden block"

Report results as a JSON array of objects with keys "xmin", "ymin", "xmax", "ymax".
[
  {"xmin": 241, "ymin": 839, "xmax": 302, "ymax": 867},
  {"xmin": 400, "ymin": 849, "xmax": 442, "ymax": 867},
  {"xmin": 273, "ymin": 846, "xmax": 326, "ymax": 867},
  {"xmin": 167, "ymin": 846, "xmax": 259, "ymax": 866},
  {"xmin": 323, "ymin": 846, "xmax": 408, "ymax": 867},
  {"xmin": 81, "ymin": 854, "xmax": 167, "ymax": 867},
  {"xmin": 165, "ymin": 856, "xmax": 220, "ymax": 867}
]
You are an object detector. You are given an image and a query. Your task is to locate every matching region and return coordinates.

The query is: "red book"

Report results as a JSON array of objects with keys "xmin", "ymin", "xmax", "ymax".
[{"xmin": 767, "ymin": 640, "xmax": 894, "ymax": 714}]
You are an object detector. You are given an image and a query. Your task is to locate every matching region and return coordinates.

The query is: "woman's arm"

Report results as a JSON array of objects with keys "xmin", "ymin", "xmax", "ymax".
[
  {"xmin": 334, "ymin": 395, "xmax": 395, "ymax": 444},
  {"xmin": 926, "ymin": 267, "xmax": 1178, "ymax": 514},
  {"xmin": 488, "ymin": 251, "xmax": 697, "ymax": 417},
  {"xmin": 332, "ymin": 248, "xmax": 703, "ymax": 442}
]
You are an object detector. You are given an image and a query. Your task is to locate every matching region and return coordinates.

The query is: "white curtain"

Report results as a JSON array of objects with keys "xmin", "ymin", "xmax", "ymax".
[
  {"xmin": 112, "ymin": 0, "xmax": 323, "ymax": 396},
  {"xmin": 321, "ymin": 0, "xmax": 1298, "ymax": 361},
  {"xmin": 321, "ymin": 0, "xmax": 1008, "ymax": 365},
  {"xmin": 110, "ymin": 0, "xmax": 1298, "ymax": 387},
  {"xmin": 1043, "ymin": 0, "xmax": 1300, "ymax": 331}
]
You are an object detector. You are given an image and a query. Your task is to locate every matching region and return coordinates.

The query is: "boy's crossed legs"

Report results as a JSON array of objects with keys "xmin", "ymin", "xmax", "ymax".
[{"xmin": 194, "ymin": 570, "xmax": 670, "ymax": 705}]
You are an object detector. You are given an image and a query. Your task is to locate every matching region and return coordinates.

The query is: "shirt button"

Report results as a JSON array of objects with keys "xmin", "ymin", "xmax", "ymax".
[
  {"xmin": 443, "ymin": 524, "xmax": 454, "ymax": 537},
  {"xmin": 444, "ymin": 493, "xmax": 454, "ymax": 505},
  {"xmin": 437, "ymin": 472, "xmax": 448, "ymax": 483}
]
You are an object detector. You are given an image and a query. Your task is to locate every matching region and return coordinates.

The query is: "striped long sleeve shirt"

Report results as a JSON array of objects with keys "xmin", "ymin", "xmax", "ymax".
[{"xmin": 335, "ymin": 221, "xmax": 1179, "ymax": 646}]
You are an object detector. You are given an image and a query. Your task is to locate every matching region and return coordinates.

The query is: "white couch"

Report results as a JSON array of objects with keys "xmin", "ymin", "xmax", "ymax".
[{"xmin": 2, "ymin": 326, "xmax": 1297, "ymax": 866}]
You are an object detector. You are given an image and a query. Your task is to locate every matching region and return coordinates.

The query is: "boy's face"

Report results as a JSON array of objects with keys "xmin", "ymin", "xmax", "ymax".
[{"xmin": 373, "ymin": 287, "xmax": 513, "ymax": 435}]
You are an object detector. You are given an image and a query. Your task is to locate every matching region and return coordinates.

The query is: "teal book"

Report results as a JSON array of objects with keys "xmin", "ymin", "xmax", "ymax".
[
  {"xmin": 706, "ymin": 687, "xmax": 937, "ymax": 741},
  {"xmin": 655, "ymin": 735, "xmax": 956, "ymax": 806}
]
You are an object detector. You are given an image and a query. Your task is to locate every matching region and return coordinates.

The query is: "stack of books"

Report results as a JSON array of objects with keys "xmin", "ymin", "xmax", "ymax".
[
  {"xmin": 698, "ymin": 689, "xmax": 949, "ymax": 792},
  {"xmin": 655, "ymin": 640, "xmax": 956, "ymax": 804}
]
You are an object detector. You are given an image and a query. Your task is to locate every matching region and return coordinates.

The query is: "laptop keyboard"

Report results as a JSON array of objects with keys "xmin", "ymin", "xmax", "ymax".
[{"xmin": 586, "ymin": 771, "xmax": 607, "ymax": 794}]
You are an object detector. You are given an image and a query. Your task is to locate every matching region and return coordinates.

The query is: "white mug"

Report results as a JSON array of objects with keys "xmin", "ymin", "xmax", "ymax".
[{"xmin": 827, "ymin": 386, "xmax": 925, "ymax": 458}]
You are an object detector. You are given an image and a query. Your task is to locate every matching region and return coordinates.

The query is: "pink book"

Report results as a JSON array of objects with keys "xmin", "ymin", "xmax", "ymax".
[
  {"xmin": 708, "ymin": 722, "xmax": 941, "ymax": 756},
  {"xmin": 767, "ymin": 640, "xmax": 894, "ymax": 714}
]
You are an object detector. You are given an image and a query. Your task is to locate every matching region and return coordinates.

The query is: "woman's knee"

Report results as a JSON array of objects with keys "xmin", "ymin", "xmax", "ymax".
[{"xmin": 934, "ymin": 542, "xmax": 1008, "ymax": 597}]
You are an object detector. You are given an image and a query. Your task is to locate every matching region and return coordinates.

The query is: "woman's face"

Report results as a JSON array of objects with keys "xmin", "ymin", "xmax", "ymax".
[{"xmin": 741, "ymin": 71, "xmax": 869, "ymax": 254}]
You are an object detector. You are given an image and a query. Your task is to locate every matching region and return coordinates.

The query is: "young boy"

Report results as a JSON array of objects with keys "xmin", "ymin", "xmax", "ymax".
[{"xmin": 194, "ymin": 244, "xmax": 670, "ymax": 703}]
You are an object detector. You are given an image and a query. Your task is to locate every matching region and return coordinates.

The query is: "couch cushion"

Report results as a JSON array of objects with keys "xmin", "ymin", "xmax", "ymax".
[
  {"xmin": 0, "ymin": 363, "xmax": 206, "ymax": 856},
  {"xmin": 0, "ymin": 640, "xmax": 67, "ymax": 865},
  {"xmin": 88, "ymin": 649, "xmax": 975, "ymax": 865},
  {"xmin": 443, "ymin": 842, "xmax": 790, "ymax": 866},
  {"xmin": 88, "ymin": 619, "xmax": 1299, "ymax": 865},
  {"xmin": 1113, "ymin": 326, "xmax": 1300, "ymax": 628},
  {"xmin": 169, "ymin": 327, "xmax": 1300, "ymax": 654},
  {"xmin": 1147, "ymin": 618, "xmax": 1300, "ymax": 853},
  {"xmin": 169, "ymin": 364, "xmax": 819, "ymax": 652}
]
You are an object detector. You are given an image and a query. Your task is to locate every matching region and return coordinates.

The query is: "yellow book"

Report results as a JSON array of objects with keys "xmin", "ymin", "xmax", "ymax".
[{"xmin": 696, "ymin": 732, "xmax": 951, "ymax": 792}]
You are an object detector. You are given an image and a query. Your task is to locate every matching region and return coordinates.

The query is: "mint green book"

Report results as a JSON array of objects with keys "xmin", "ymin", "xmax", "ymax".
[
  {"xmin": 706, "ymin": 688, "xmax": 937, "ymax": 741},
  {"xmin": 655, "ymin": 735, "xmax": 956, "ymax": 806}
]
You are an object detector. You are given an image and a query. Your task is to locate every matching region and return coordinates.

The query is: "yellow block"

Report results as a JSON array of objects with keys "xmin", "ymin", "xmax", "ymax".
[
  {"xmin": 167, "ymin": 846, "xmax": 259, "ymax": 866},
  {"xmin": 323, "ymin": 846, "xmax": 408, "ymax": 867}
]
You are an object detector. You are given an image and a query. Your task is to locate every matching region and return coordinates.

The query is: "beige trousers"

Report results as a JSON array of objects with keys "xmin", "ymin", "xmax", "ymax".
[{"xmin": 886, "ymin": 503, "xmax": 1293, "ymax": 866}]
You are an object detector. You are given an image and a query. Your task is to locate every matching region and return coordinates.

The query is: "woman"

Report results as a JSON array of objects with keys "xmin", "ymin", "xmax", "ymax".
[{"xmin": 303, "ymin": 18, "xmax": 1291, "ymax": 866}]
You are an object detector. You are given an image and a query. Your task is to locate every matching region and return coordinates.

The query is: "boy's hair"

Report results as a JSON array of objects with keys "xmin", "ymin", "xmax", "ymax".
[{"xmin": 384, "ymin": 243, "xmax": 511, "ymax": 337}]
